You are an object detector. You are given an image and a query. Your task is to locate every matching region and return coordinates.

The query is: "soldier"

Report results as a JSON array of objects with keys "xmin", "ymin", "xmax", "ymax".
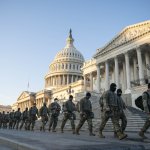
[
  {"xmin": 5, "ymin": 112, "xmax": 10, "ymax": 129},
  {"xmin": 48, "ymin": 98, "xmax": 61, "ymax": 132},
  {"xmin": 20, "ymin": 108, "xmax": 29, "ymax": 130},
  {"xmin": 61, "ymin": 95, "xmax": 76, "ymax": 134},
  {"xmin": 13, "ymin": 108, "xmax": 21, "ymax": 129},
  {"xmin": 39, "ymin": 102, "xmax": 49, "ymax": 132},
  {"xmin": 0, "ymin": 112, "xmax": 2, "ymax": 129},
  {"xmin": 99, "ymin": 83, "xmax": 127, "ymax": 140},
  {"xmin": 28, "ymin": 103, "xmax": 38, "ymax": 131},
  {"xmin": 76, "ymin": 92, "xmax": 95, "ymax": 136},
  {"xmin": 2, "ymin": 111, "xmax": 5, "ymax": 129},
  {"xmin": 139, "ymin": 83, "xmax": 150, "ymax": 139},
  {"xmin": 9, "ymin": 110, "xmax": 15, "ymax": 129},
  {"xmin": 115, "ymin": 89, "xmax": 127, "ymax": 137}
]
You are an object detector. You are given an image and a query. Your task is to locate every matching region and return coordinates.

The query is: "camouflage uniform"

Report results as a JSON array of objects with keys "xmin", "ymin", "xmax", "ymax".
[
  {"xmin": 99, "ymin": 90, "xmax": 126, "ymax": 139},
  {"xmin": 28, "ymin": 106, "xmax": 38, "ymax": 131},
  {"xmin": 76, "ymin": 97, "xmax": 95, "ymax": 135},
  {"xmin": 39, "ymin": 105, "xmax": 49, "ymax": 131},
  {"xmin": 13, "ymin": 110, "xmax": 21, "ymax": 129},
  {"xmin": 61, "ymin": 99, "xmax": 76, "ymax": 133},
  {"xmin": 20, "ymin": 109, "xmax": 29, "ymax": 130},
  {"xmin": 117, "ymin": 96, "xmax": 127, "ymax": 132},
  {"xmin": 49, "ymin": 102, "xmax": 61, "ymax": 132},
  {"xmin": 1, "ymin": 111, "xmax": 6, "ymax": 129},
  {"xmin": 0, "ymin": 112, "xmax": 2, "ymax": 129},
  {"xmin": 139, "ymin": 90, "xmax": 150, "ymax": 138},
  {"xmin": 9, "ymin": 111, "xmax": 15, "ymax": 129},
  {"xmin": 4, "ymin": 112, "xmax": 10, "ymax": 129}
]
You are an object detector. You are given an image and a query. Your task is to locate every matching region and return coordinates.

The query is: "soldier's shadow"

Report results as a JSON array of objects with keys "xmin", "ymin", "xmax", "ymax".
[{"xmin": 125, "ymin": 137, "xmax": 150, "ymax": 143}]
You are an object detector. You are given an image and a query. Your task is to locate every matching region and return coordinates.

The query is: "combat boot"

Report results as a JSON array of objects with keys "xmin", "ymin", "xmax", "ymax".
[
  {"xmin": 89, "ymin": 129, "xmax": 95, "ymax": 136},
  {"xmin": 40, "ymin": 126, "xmax": 42, "ymax": 131},
  {"xmin": 52, "ymin": 128, "xmax": 56, "ymax": 132},
  {"xmin": 99, "ymin": 131, "xmax": 105, "ymax": 138},
  {"xmin": 72, "ymin": 129, "xmax": 75, "ymax": 134},
  {"xmin": 114, "ymin": 131, "xmax": 118, "ymax": 138},
  {"xmin": 139, "ymin": 130, "xmax": 148, "ymax": 139},
  {"xmin": 117, "ymin": 131, "xmax": 127, "ymax": 140},
  {"xmin": 75, "ymin": 128, "xmax": 80, "ymax": 135},
  {"xmin": 61, "ymin": 128, "xmax": 64, "ymax": 133}
]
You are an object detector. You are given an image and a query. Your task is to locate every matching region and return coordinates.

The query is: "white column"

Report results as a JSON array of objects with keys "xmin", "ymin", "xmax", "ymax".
[
  {"xmin": 84, "ymin": 75, "xmax": 86, "ymax": 91},
  {"xmin": 145, "ymin": 52, "xmax": 150, "ymax": 81},
  {"xmin": 136, "ymin": 47, "xmax": 144, "ymax": 85},
  {"xmin": 76, "ymin": 76, "xmax": 78, "ymax": 81},
  {"xmin": 71, "ymin": 75, "xmax": 74, "ymax": 83},
  {"xmin": 63, "ymin": 75, "xmax": 65, "ymax": 85},
  {"xmin": 90, "ymin": 73, "xmax": 93, "ymax": 91},
  {"xmin": 124, "ymin": 52, "xmax": 131, "ymax": 91},
  {"xmin": 67, "ymin": 75, "xmax": 69, "ymax": 85},
  {"xmin": 133, "ymin": 57, "xmax": 138, "ymax": 81},
  {"xmin": 96, "ymin": 64, "xmax": 100, "ymax": 92},
  {"xmin": 105, "ymin": 60, "xmax": 109, "ymax": 90},
  {"xmin": 114, "ymin": 56, "xmax": 119, "ymax": 88}
]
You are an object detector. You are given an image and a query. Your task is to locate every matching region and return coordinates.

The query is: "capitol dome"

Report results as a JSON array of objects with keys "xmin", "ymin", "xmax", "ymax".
[{"xmin": 45, "ymin": 29, "xmax": 85, "ymax": 89}]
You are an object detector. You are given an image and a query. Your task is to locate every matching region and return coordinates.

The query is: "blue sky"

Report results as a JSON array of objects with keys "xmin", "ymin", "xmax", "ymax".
[{"xmin": 0, "ymin": 0, "xmax": 149, "ymax": 105}]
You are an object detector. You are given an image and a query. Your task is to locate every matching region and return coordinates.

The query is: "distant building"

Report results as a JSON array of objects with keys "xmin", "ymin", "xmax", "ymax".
[{"xmin": 0, "ymin": 105, "xmax": 12, "ymax": 112}]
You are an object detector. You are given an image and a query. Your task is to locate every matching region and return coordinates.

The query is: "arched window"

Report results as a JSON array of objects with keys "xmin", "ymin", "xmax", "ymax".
[{"xmin": 62, "ymin": 64, "xmax": 64, "ymax": 69}]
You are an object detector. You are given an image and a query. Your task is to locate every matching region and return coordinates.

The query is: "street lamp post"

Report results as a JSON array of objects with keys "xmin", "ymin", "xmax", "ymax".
[{"xmin": 66, "ymin": 86, "xmax": 74, "ymax": 95}]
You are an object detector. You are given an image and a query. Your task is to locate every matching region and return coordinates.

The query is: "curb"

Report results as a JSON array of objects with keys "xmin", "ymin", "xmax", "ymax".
[{"xmin": 0, "ymin": 136, "xmax": 39, "ymax": 150}]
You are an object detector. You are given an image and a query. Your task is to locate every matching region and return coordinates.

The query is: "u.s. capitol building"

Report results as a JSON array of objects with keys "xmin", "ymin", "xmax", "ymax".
[{"xmin": 12, "ymin": 20, "xmax": 150, "ymax": 111}]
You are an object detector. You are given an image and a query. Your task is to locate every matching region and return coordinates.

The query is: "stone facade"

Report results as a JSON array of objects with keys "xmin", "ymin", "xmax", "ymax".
[{"xmin": 92, "ymin": 20, "xmax": 150, "ymax": 106}]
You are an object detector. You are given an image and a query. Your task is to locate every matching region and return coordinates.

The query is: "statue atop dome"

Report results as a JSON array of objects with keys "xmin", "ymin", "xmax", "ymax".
[{"xmin": 66, "ymin": 29, "xmax": 74, "ymax": 48}]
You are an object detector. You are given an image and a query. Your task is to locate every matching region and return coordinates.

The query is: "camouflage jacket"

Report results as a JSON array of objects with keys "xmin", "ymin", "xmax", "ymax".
[
  {"xmin": 142, "ymin": 90, "xmax": 150, "ymax": 113},
  {"xmin": 80, "ymin": 97, "xmax": 92, "ymax": 113}
]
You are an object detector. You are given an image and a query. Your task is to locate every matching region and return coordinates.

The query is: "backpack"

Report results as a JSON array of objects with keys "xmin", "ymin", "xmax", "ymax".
[{"xmin": 135, "ymin": 92, "xmax": 150, "ymax": 111}]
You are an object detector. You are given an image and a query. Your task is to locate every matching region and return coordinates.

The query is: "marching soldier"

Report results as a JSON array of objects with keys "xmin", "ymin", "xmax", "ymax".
[
  {"xmin": 99, "ymin": 83, "xmax": 127, "ymax": 140},
  {"xmin": 117, "ymin": 89, "xmax": 127, "ymax": 136},
  {"xmin": 39, "ymin": 102, "xmax": 49, "ymax": 132},
  {"xmin": 61, "ymin": 95, "xmax": 76, "ymax": 134},
  {"xmin": 20, "ymin": 108, "xmax": 29, "ymax": 130},
  {"xmin": 9, "ymin": 110, "xmax": 15, "ymax": 129},
  {"xmin": 139, "ymin": 83, "xmax": 150, "ymax": 139},
  {"xmin": 28, "ymin": 103, "xmax": 38, "ymax": 131},
  {"xmin": 0, "ymin": 112, "xmax": 2, "ymax": 129},
  {"xmin": 76, "ymin": 92, "xmax": 95, "ymax": 136},
  {"xmin": 48, "ymin": 98, "xmax": 61, "ymax": 132},
  {"xmin": 13, "ymin": 108, "xmax": 21, "ymax": 129}
]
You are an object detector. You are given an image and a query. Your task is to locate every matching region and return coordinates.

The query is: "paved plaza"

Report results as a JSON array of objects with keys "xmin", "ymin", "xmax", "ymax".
[{"xmin": 0, "ymin": 129, "xmax": 150, "ymax": 150}]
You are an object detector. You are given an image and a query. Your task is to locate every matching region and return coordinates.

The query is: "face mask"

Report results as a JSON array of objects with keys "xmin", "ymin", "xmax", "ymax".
[{"xmin": 118, "ymin": 94, "xmax": 122, "ymax": 96}]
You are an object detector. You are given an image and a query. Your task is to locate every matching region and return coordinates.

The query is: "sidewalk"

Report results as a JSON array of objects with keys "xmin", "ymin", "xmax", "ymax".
[{"xmin": 0, "ymin": 129, "xmax": 150, "ymax": 150}]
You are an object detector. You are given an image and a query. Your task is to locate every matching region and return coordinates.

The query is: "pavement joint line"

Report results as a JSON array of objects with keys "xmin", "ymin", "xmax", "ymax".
[{"xmin": 0, "ymin": 136, "xmax": 40, "ymax": 150}]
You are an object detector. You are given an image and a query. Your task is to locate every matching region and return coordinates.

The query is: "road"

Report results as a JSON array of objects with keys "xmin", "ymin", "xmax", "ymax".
[{"xmin": 0, "ymin": 129, "xmax": 150, "ymax": 150}]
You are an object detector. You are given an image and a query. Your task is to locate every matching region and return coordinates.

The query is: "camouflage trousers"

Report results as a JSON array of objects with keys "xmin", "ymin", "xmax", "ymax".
[
  {"xmin": 120, "ymin": 111, "xmax": 127, "ymax": 132},
  {"xmin": 13, "ymin": 119, "xmax": 20, "ymax": 129},
  {"xmin": 141, "ymin": 115, "xmax": 150, "ymax": 132},
  {"xmin": 9, "ymin": 119, "xmax": 14, "ymax": 129},
  {"xmin": 76, "ymin": 113, "xmax": 93, "ymax": 132},
  {"xmin": 28, "ymin": 115, "xmax": 37, "ymax": 130},
  {"xmin": 99, "ymin": 108, "xmax": 122, "ymax": 133},
  {"xmin": 61, "ymin": 112, "xmax": 75, "ymax": 131},
  {"xmin": 20, "ymin": 119, "xmax": 28, "ymax": 130},
  {"xmin": 40, "ymin": 115, "xmax": 48, "ymax": 131},
  {"xmin": 49, "ymin": 114, "xmax": 58, "ymax": 130}
]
